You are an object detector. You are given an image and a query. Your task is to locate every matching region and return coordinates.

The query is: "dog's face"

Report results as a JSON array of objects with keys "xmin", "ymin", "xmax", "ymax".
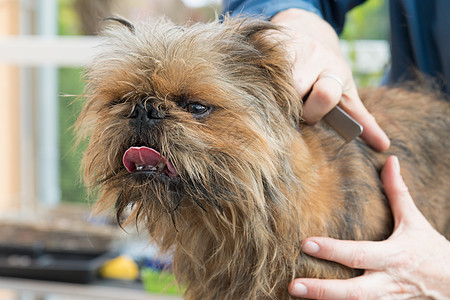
[{"xmin": 77, "ymin": 17, "xmax": 303, "ymax": 230}]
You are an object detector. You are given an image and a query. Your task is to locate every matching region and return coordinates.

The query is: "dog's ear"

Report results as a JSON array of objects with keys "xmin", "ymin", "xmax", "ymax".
[
  {"xmin": 103, "ymin": 16, "xmax": 135, "ymax": 33},
  {"xmin": 223, "ymin": 16, "xmax": 302, "ymax": 125}
]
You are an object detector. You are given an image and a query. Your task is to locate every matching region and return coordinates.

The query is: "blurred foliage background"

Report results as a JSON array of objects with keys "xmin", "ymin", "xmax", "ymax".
[
  {"xmin": 341, "ymin": 0, "xmax": 389, "ymax": 40},
  {"xmin": 58, "ymin": 0, "xmax": 389, "ymax": 204}
]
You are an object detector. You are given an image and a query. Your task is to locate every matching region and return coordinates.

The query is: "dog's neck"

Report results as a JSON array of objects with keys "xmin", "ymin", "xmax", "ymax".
[{"xmin": 284, "ymin": 127, "xmax": 345, "ymax": 237}]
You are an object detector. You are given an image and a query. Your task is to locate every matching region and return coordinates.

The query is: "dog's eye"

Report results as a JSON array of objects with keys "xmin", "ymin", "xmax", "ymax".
[{"xmin": 186, "ymin": 103, "xmax": 209, "ymax": 115}]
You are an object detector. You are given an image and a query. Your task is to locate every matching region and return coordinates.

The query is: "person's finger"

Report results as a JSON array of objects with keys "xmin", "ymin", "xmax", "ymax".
[
  {"xmin": 302, "ymin": 75, "xmax": 343, "ymax": 124},
  {"xmin": 288, "ymin": 272, "xmax": 398, "ymax": 299},
  {"xmin": 301, "ymin": 238, "xmax": 390, "ymax": 270},
  {"xmin": 340, "ymin": 90, "xmax": 391, "ymax": 152},
  {"xmin": 380, "ymin": 156, "xmax": 430, "ymax": 229},
  {"xmin": 292, "ymin": 62, "xmax": 322, "ymax": 98},
  {"xmin": 300, "ymin": 73, "xmax": 390, "ymax": 152},
  {"xmin": 289, "ymin": 278, "xmax": 364, "ymax": 299}
]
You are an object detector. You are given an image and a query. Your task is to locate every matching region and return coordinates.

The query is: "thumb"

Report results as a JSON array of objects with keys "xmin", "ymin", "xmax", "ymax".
[{"xmin": 380, "ymin": 156, "xmax": 429, "ymax": 229}]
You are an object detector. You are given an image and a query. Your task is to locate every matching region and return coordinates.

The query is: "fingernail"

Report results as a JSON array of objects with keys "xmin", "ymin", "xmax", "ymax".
[
  {"xmin": 392, "ymin": 156, "xmax": 400, "ymax": 174},
  {"xmin": 291, "ymin": 282, "xmax": 308, "ymax": 296},
  {"xmin": 302, "ymin": 241, "xmax": 320, "ymax": 254},
  {"xmin": 392, "ymin": 156, "xmax": 408, "ymax": 190},
  {"xmin": 382, "ymin": 131, "xmax": 391, "ymax": 149}
]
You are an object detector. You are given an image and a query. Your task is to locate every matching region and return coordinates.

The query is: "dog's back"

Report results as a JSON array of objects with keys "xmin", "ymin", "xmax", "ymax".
[
  {"xmin": 292, "ymin": 84, "xmax": 450, "ymax": 285},
  {"xmin": 363, "ymin": 86, "xmax": 450, "ymax": 237}
]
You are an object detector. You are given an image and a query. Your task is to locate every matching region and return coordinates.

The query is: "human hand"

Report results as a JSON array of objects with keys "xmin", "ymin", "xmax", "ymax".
[
  {"xmin": 289, "ymin": 156, "xmax": 450, "ymax": 299},
  {"xmin": 271, "ymin": 8, "xmax": 390, "ymax": 152}
]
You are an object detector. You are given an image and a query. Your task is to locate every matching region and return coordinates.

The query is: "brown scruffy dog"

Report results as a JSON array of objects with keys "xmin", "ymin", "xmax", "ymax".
[{"xmin": 77, "ymin": 17, "xmax": 450, "ymax": 299}]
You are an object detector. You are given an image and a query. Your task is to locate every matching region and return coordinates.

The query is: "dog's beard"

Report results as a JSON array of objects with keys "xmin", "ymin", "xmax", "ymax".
[
  {"xmin": 81, "ymin": 93, "xmax": 299, "ymax": 233},
  {"xmin": 83, "ymin": 116, "xmax": 292, "ymax": 232}
]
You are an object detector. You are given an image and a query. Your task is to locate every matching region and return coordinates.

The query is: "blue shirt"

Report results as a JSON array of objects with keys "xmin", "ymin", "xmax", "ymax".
[{"xmin": 222, "ymin": 0, "xmax": 450, "ymax": 95}]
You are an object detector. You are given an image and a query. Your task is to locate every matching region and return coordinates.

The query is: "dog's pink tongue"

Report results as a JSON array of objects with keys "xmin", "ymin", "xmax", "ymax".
[{"xmin": 122, "ymin": 146, "xmax": 177, "ymax": 178}]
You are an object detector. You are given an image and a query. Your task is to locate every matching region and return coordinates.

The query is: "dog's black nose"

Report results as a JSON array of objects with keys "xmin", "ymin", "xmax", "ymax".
[
  {"xmin": 130, "ymin": 103, "xmax": 165, "ymax": 120},
  {"xmin": 129, "ymin": 103, "xmax": 165, "ymax": 134}
]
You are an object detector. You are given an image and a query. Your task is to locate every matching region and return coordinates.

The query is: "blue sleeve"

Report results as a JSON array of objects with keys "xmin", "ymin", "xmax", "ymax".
[{"xmin": 222, "ymin": 0, "xmax": 366, "ymax": 34}]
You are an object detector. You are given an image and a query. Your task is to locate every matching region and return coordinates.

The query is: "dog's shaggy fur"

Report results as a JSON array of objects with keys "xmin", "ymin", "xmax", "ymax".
[{"xmin": 77, "ymin": 17, "xmax": 450, "ymax": 299}]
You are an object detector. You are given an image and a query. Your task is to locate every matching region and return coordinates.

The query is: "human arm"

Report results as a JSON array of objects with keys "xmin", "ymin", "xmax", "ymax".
[{"xmin": 289, "ymin": 156, "xmax": 450, "ymax": 299}]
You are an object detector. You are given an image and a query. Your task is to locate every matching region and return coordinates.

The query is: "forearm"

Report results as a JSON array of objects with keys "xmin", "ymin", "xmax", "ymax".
[
  {"xmin": 271, "ymin": 8, "xmax": 340, "ymax": 54},
  {"xmin": 222, "ymin": 0, "xmax": 367, "ymax": 33},
  {"xmin": 222, "ymin": 0, "xmax": 324, "ymax": 19}
]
